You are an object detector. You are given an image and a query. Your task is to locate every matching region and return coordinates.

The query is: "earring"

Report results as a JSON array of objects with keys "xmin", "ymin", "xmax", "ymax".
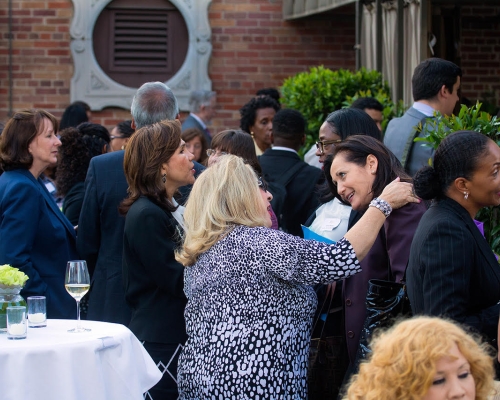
[
  {"xmin": 371, "ymin": 170, "xmax": 376, "ymax": 175},
  {"xmin": 464, "ymin": 191, "xmax": 469, "ymax": 200},
  {"xmin": 162, "ymin": 173, "xmax": 167, "ymax": 184},
  {"xmin": 121, "ymin": 145, "xmax": 125, "ymax": 150},
  {"xmin": 250, "ymin": 131, "xmax": 255, "ymax": 138}
]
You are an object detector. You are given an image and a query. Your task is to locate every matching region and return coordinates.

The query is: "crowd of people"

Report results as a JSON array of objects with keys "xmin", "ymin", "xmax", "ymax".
[{"xmin": 0, "ymin": 56, "xmax": 500, "ymax": 400}]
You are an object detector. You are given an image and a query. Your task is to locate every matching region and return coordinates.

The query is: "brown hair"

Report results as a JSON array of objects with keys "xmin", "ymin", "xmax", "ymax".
[
  {"xmin": 211, "ymin": 129, "xmax": 262, "ymax": 174},
  {"xmin": 181, "ymin": 127, "xmax": 208, "ymax": 164},
  {"xmin": 0, "ymin": 109, "xmax": 59, "ymax": 171},
  {"xmin": 120, "ymin": 120, "xmax": 181, "ymax": 214}
]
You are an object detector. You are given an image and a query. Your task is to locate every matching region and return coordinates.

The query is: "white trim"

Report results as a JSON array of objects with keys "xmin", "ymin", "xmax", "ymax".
[{"xmin": 70, "ymin": 0, "xmax": 212, "ymax": 112}]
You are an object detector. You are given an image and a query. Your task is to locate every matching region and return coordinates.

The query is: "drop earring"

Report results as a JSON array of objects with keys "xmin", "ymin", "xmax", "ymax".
[
  {"xmin": 162, "ymin": 173, "xmax": 167, "ymax": 184},
  {"xmin": 250, "ymin": 131, "xmax": 255, "ymax": 138},
  {"xmin": 464, "ymin": 191, "xmax": 469, "ymax": 200}
]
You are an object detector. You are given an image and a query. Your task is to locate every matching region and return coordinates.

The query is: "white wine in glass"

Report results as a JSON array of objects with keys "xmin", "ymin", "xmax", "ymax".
[{"xmin": 65, "ymin": 260, "xmax": 91, "ymax": 332}]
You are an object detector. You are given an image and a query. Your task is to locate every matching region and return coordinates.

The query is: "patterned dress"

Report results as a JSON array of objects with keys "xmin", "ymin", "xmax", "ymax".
[{"xmin": 178, "ymin": 225, "xmax": 361, "ymax": 399}]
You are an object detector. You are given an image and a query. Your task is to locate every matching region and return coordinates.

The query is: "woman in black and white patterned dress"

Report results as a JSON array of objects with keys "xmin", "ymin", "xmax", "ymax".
[{"xmin": 175, "ymin": 155, "xmax": 418, "ymax": 399}]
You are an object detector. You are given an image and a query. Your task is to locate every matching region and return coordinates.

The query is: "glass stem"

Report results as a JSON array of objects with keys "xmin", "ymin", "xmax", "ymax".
[{"xmin": 76, "ymin": 300, "xmax": 81, "ymax": 330}]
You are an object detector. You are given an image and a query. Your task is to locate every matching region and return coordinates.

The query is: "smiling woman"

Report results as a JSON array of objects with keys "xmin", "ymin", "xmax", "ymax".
[{"xmin": 0, "ymin": 109, "xmax": 78, "ymax": 320}]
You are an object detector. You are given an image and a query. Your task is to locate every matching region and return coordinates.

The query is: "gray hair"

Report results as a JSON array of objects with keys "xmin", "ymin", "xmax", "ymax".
[
  {"xmin": 131, "ymin": 82, "xmax": 179, "ymax": 129},
  {"xmin": 188, "ymin": 90, "xmax": 216, "ymax": 113}
]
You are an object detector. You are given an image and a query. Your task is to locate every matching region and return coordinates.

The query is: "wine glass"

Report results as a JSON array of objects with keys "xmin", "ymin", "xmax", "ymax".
[{"xmin": 65, "ymin": 260, "xmax": 91, "ymax": 333}]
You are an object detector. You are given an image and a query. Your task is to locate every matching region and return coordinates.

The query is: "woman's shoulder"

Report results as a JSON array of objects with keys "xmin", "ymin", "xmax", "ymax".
[{"xmin": 0, "ymin": 170, "xmax": 40, "ymax": 195}]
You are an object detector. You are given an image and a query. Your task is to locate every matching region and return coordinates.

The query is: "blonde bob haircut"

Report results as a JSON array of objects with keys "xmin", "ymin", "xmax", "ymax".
[
  {"xmin": 175, "ymin": 154, "xmax": 269, "ymax": 266},
  {"xmin": 345, "ymin": 316, "xmax": 495, "ymax": 400}
]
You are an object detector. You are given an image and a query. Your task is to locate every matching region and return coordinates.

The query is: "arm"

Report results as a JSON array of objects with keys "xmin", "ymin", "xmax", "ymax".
[
  {"xmin": 0, "ymin": 181, "xmax": 47, "ymax": 294},
  {"xmin": 76, "ymin": 160, "xmax": 100, "ymax": 277},
  {"xmin": 126, "ymin": 205, "xmax": 185, "ymax": 298}
]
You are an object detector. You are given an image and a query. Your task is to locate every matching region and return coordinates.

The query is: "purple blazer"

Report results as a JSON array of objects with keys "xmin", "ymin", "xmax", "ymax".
[{"xmin": 343, "ymin": 201, "xmax": 427, "ymax": 364}]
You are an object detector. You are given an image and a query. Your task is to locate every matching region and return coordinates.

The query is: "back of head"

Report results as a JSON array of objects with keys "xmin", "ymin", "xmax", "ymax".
[
  {"xmin": 414, "ymin": 130, "xmax": 489, "ymax": 200},
  {"xmin": 328, "ymin": 135, "xmax": 408, "ymax": 203},
  {"xmin": 256, "ymin": 87, "xmax": 280, "ymax": 103},
  {"xmin": 188, "ymin": 90, "xmax": 216, "ymax": 114},
  {"xmin": 350, "ymin": 97, "xmax": 383, "ymax": 112},
  {"xmin": 121, "ymin": 120, "xmax": 181, "ymax": 213},
  {"xmin": 56, "ymin": 123, "xmax": 110, "ymax": 196},
  {"xmin": 325, "ymin": 108, "xmax": 382, "ymax": 141},
  {"xmin": 412, "ymin": 58, "xmax": 462, "ymax": 102},
  {"xmin": 131, "ymin": 81, "xmax": 179, "ymax": 129},
  {"xmin": 346, "ymin": 316, "xmax": 494, "ymax": 400},
  {"xmin": 0, "ymin": 109, "xmax": 59, "ymax": 171},
  {"xmin": 239, "ymin": 95, "xmax": 281, "ymax": 133},
  {"xmin": 272, "ymin": 109, "xmax": 306, "ymax": 144},
  {"xmin": 211, "ymin": 129, "xmax": 261, "ymax": 174},
  {"xmin": 177, "ymin": 154, "xmax": 269, "ymax": 266},
  {"xmin": 116, "ymin": 120, "xmax": 135, "ymax": 138},
  {"xmin": 60, "ymin": 103, "xmax": 89, "ymax": 130}
]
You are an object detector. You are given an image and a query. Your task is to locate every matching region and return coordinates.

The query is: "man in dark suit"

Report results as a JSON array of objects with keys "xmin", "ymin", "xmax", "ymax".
[
  {"xmin": 384, "ymin": 58, "xmax": 462, "ymax": 176},
  {"xmin": 77, "ymin": 81, "xmax": 204, "ymax": 325},
  {"xmin": 181, "ymin": 90, "xmax": 217, "ymax": 145},
  {"xmin": 259, "ymin": 109, "xmax": 322, "ymax": 237}
]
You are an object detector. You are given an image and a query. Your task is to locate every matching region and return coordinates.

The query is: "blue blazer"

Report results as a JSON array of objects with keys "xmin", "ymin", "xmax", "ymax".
[{"xmin": 0, "ymin": 169, "xmax": 77, "ymax": 319}]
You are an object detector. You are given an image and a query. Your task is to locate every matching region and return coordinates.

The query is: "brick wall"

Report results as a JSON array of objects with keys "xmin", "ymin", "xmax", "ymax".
[
  {"xmin": 0, "ymin": 0, "xmax": 356, "ymax": 133},
  {"xmin": 460, "ymin": 4, "xmax": 500, "ymax": 110}
]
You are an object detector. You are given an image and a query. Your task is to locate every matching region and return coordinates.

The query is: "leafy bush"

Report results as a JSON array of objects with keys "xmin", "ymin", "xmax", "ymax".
[
  {"xmin": 280, "ymin": 66, "xmax": 392, "ymax": 150},
  {"xmin": 343, "ymin": 89, "xmax": 406, "ymax": 133},
  {"xmin": 416, "ymin": 102, "xmax": 500, "ymax": 254}
]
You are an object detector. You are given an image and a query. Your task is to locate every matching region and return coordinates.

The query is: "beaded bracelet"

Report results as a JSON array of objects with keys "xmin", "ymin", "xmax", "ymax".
[{"xmin": 369, "ymin": 197, "xmax": 392, "ymax": 218}]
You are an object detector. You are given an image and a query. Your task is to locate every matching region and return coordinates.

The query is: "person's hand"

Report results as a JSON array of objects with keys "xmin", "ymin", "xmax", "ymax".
[{"xmin": 379, "ymin": 177, "xmax": 420, "ymax": 210}]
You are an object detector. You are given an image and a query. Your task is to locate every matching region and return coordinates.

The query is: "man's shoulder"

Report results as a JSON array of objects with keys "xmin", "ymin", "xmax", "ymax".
[
  {"xmin": 181, "ymin": 114, "xmax": 202, "ymax": 130},
  {"xmin": 387, "ymin": 107, "xmax": 426, "ymax": 128},
  {"xmin": 91, "ymin": 150, "xmax": 124, "ymax": 167}
]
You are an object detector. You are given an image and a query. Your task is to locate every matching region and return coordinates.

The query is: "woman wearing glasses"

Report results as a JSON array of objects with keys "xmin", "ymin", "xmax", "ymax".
[{"xmin": 108, "ymin": 120, "xmax": 134, "ymax": 152}]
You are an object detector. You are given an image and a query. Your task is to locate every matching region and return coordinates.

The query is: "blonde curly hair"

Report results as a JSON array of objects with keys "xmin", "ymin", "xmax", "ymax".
[
  {"xmin": 175, "ymin": 155, "xmax": 269, "ymax": 266},
  {"xmin": 345, "ymin": 316, "xmax": 495, "ymax": 400}
]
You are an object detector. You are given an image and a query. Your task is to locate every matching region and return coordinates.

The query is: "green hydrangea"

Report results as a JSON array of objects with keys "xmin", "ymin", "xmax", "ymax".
[{"xmin": 0, "ymin": 264, "xmax": 29, "ymax": 286}]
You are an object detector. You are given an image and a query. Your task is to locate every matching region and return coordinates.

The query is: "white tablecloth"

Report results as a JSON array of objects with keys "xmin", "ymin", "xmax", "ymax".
[{"xmin": 0, "ymin": 319, "xmax": 162, "ymax": 400}]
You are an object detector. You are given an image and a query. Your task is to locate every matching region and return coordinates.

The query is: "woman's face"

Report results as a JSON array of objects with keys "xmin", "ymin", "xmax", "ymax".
[
  {"xmin": 28, "ymin": 118, "xmax": 61, "ymax": 177},
  {"xmin": 330, "ymin": 152, "xmax": 377, "ymax": 211},
  {"xmin": 249, "ymin": 107, "xmax": 276, "ymax": 152},
  {"xmin": 464, "ymin": 140, "xmax": 500, "ymax": 212},
  {"xmin": 258, "ymin": 184, "xmax": 273, "ymax": 228},
  {"xmin": 422, "ymin": 343, "xmax": 475, "ymax": 400},
  {"xmin": 185, "ymin": 136, "xmax": 203, "ymax": 162},
  {"xmin": 109, "ymin": 126, "xmax": 128, "ymax": 152},
  {"xmin": 163, "ymin": 140, "xmax": 195, "ymax": 195},
  {"xmin": 315, "ymin": 121, "xmax": 342, "ymax": 165}
]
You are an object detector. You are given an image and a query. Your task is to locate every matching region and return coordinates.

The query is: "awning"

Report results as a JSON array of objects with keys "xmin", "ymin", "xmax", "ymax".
[{"xmin": 283, "ymin": 0, "xmax": 357, "ymax": 20}]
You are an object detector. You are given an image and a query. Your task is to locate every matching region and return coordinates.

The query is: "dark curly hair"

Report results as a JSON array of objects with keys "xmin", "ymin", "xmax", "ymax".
[
  {"xmin": 239, "ymin": 96, "xmax": 281, "ymax": 133},
  {"xmin": 55, "ymin": 122, "xmax": 110, "ymax": 196},
  {"xmin": 414, "ymin": 130, "xmax": 489, "ymax": 200}
]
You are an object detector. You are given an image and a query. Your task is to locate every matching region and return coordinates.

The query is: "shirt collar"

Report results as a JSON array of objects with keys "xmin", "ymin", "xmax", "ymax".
[
  {"xmin": 412, "ymin": 102, "xmax": 436, "ymax": 117},
  {"xmin": 271, "ymin": 146, "xmax": 298, "ymax": 155},
  {"xmin": 189, "ymin": 113, "xmax": 207, "ymax": 129}
]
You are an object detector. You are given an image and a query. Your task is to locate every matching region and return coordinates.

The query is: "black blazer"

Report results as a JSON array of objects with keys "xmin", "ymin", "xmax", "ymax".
[
  {"xmin": 77, "ymin": 151, "xmax": 131, "ymax": 325},
  {"xmin": 259, "ymin": 149, "xmax": 322, "ymax": 237},
  {"xmin": 123, "ymin": 196, "xmax": 187, "ymax": 344},
  {"xmin": 407, "ymin": 197, "xmax": 500, "ymax": 342}
]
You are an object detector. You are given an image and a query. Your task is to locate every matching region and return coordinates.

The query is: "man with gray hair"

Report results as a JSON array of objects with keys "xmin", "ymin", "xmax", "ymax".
[
  {"xmin": 181, "ymin": 89, "xmax": 216, "ymax": 145},
  {"xmin": 77, "ymin": 81, "xmax": 196, "ymax": 326}
]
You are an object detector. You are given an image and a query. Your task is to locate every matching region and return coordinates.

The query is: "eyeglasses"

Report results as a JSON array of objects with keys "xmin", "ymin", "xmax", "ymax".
[
  {"xmin": 110, "ymin": 135, "xmax": 126, "ymax": 140},
  {"xmin": 206, "ymin": 149, "xmax": 228, "ymax": 157},
  {"xmin": 315, "ymin": 139, "xmax": 342, "ymax": 155},
  {"xmin": 257, "ymin": 177, "xmax": 268, "ymax": 192}
]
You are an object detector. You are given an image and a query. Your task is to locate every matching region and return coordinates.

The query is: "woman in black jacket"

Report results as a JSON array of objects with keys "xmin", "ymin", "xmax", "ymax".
[{"xmin": 121, "ymin": 120, "xmax": 195, "ymax": 399}]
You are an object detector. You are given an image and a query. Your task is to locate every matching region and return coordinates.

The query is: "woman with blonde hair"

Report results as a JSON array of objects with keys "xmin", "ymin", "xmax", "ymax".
[
  {"xmin": 345, "ymin": 316, "xmax": 495, "ymax": 400},
  {"xmin": 175, "ymin": 155, "xmax": 418, "ymax": 398}
]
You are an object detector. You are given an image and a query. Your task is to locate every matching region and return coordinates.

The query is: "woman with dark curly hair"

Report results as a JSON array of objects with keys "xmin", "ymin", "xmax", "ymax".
[
  {"xmin": 239, "ymin": 95, "xmax": 280, "ymax": 156},
  {"xmin": 56, "ymin": 122, "xmax": 110, "ymax": 225}
]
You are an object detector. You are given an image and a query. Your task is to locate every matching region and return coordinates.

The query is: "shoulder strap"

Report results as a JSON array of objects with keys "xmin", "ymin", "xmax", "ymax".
[
  {"xmin": 278, "ymin": 161, "xmax": 307, "ymax": 186},
  {"xmin": 400, "ymin": 113, "xmax": 431, "ymax": 171}
]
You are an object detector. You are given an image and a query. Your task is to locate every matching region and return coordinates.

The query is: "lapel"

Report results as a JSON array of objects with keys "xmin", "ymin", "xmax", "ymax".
[
  {"xmin": 441, "ymin": 197, "xmax": 499, "ymax": 277},
  {"xmin": 18, "ymin": 170, "xmax": 76, "ymax": 239}
]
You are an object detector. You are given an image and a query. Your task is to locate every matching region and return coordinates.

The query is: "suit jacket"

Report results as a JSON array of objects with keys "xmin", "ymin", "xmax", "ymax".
[
  {"xmin": 0, "ymin": 169, "xmax": 77, "ymax": 319},
  {"xmin": 77, "ymin": 151, "xmax": 131, "ymax": 325},
  {"xmin": 407, "ymin": 197, "xmax": 500, "ymax": 342},
  {"xmin": 182, "ymin": 114, "xmax": 211, "ymax": 146},
  {"xmin": 123, "ymin": 196, "xmax": 187, "ymax": 344},
  {"xmin": 259, "ymin": 149, "xmax": 322, "ymax": 237},
  {"xmin": 62, "ymin": 181, "xmax": 85, "ymax": 226},
  {"xmin": 384, "ymin": 107, "xmax": 434, "ymax": 176},
  {"xmin": 344, "ymin": 201, "xmax": 426, "ymax": 364}
]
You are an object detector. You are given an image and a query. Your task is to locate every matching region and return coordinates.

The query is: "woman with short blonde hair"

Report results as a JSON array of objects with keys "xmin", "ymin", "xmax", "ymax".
[
  {"xmin": 175, "ymin": 155, "xmax": 418, "ymax": 398},
  {"xmin": 345, "ymin": 316, "xmax": 495, "ymax": 400}
]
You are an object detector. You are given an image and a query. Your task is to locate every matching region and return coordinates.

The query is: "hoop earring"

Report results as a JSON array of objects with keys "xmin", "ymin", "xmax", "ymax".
[
  {"xmin": 464, "ymin": 191, "xmax": 469, "ymax": 200},
  {"xmin": 162, "ymin": 173, "xmax": 167, "ymax": 184}
]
